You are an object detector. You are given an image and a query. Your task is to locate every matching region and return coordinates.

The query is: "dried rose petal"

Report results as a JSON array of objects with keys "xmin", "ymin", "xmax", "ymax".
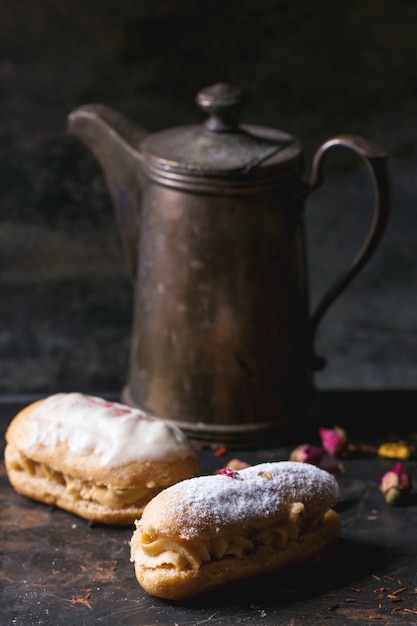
[
  {"xmin": 258, "ymin": 471, "xmax": 273, "ymax": 480},
  {"xmin": 378, "ymin": 442, "xmax": 411, "ymax": 461},
  {"xmin": 289, "ymin": 444, "xmax": 323, "ymax": 466},
  {"xmin": 319, "ymin": 426, "xmax": 347, "ymax": 456},
  {"xmin": 214, "ymin": 444, "xmax": 228, "ymax": 457},
  {"xmin": 380, "ymin": 462, "xmax": 412, "ymax": 505},
  {"xmin": 220, "ymin": 467, "xmax": 242, "ymax": 479}
]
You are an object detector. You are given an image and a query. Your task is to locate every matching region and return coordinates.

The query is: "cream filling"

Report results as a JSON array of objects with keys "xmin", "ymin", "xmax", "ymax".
[
  {"xmin": 139, "ymin": 502, "xmax": 321, "ymax": 572},
  {"xmin": 10, "ymin": 451, "xmax": 157, "ymax": 509}
]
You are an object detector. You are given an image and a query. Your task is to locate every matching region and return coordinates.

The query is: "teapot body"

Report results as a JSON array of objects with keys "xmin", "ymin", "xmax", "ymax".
[
  {"xmin": 68, "ymin": 84, "xmax": 390, "ymax": 447},
  {"xmin": 122, "ymin": 178, "xmax": 316, "ymax": 444}
]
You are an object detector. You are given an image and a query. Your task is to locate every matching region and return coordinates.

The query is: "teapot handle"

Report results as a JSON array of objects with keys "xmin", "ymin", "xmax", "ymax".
[{"xmin": 306, "ymin": 134, "xmax": 390, "ymax": 370}]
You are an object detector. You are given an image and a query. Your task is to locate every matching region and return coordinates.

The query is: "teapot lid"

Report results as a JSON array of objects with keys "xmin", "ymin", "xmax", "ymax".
[{"xmin": 140, "ymin": 83, "xmax": 302, "ymax": 193}]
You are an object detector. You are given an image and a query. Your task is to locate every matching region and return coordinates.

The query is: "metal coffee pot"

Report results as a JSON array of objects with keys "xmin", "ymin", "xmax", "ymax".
[{"xmin": 68, "ymin": 83, "xmax": 389, "ymax": 446}]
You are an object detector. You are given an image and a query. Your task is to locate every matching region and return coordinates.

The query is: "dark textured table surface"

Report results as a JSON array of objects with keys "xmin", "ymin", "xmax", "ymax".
[{"xmin": 2, "ymin": 391, "xmax": 417, "ymax": 625}]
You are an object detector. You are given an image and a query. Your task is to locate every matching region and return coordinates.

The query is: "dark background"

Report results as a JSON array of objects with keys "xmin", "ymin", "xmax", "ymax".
[{"xmin": 1, "ymin": 0, "xmax": 416, "ymax": 398}]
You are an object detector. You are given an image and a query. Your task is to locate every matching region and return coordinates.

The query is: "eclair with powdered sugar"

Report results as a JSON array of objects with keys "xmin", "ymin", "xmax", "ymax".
[{"xmin": 130, "ymin": 461, "xmax": 341, "ymax": 599}]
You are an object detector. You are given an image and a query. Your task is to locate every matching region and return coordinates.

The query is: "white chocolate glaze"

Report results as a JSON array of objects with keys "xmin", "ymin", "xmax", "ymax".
[{"xmin": 23, "ymin": 393, "xmax": 196, "ymax": 468}]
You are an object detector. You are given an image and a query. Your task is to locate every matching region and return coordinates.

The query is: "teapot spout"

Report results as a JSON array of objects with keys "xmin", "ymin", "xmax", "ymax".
[{"xmin": 67, "ymin": 104, "xmax": 147, "ymax": 279}]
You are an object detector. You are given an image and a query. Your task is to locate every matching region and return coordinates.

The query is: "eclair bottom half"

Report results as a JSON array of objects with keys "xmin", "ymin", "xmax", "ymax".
[
  {"xmin": 131, "ymin": 508, "xmax": 340, "ymax": 600},
  {"xmin": 5, "ymin": 444, "xmax": 167, "ymax": 526}
]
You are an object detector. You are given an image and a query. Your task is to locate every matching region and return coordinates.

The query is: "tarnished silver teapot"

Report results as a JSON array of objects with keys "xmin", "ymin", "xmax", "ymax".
[{"xmin": 68, "ymin": 83, "xmax": 389, "ymax": 445}]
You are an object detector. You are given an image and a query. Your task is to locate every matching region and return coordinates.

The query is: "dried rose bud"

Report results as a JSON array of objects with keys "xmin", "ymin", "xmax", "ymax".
[
  {"xmin": 319, "ymin": 426, "xmax": 347, "ymax": 456},
  {"xmin": 380, "ymin": 462, "xmax": 412, "ymax": 505},
  {"xmin": 289, "ymin": 444, "xmax": 323, "ymax": 466},
  {"xmin": 226, "ymin": 458, "xmax": 251, "ymax": 471}
]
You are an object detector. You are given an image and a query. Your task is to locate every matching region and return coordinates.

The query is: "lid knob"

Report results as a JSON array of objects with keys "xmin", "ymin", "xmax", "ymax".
[{"xmin": 196, "ymin": 83, "xmax": 243, "ymax": 133}]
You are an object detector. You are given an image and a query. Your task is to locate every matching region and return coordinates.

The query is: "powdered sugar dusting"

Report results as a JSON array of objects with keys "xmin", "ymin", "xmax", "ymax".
[{"xmin": 147, "ymin": 461, "xmax": 340, "ymax": 537}]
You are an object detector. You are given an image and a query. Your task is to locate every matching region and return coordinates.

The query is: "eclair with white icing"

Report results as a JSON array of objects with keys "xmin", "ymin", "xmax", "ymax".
[
  {"xmin": 4, "ymin": 393, "xmax": 199, "ymax": 525},
  {"xmin": 130, "ymin": 461, "xmax": 341, "ymax": 599}
]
